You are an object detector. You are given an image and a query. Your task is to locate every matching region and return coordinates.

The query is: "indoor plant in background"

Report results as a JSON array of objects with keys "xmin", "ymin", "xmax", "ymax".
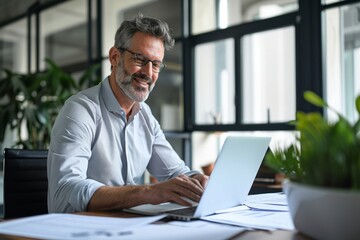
[
  {"xmin": 0, "ymin": 59, "xmax": 100, "ymax": 149},
  {"xmin": 265, "ymin": 91, "xmax": 360, "ymax": 240}
]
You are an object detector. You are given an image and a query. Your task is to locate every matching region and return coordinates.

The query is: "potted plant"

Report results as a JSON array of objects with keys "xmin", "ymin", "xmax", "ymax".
[
  {"xmin": 0, "ymin": 59, "xmax": 100, "ymax": 150},
  {"xmin": 265, "ymin": 91, "xmax": 360, "ymax": 240}
]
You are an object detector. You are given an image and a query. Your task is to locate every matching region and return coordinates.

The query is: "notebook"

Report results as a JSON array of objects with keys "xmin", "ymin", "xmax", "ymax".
[{"xmin": 125, "ymin": 136, "xmax": 271, "ymax": 221}]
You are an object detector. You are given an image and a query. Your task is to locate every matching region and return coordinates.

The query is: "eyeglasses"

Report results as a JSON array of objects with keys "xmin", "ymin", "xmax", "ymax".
[{"xmin": 118, "ymin": 47, "xmax": 166, "ymax": 73}]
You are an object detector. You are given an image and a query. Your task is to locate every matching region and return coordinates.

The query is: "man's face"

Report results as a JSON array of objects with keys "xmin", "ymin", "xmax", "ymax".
[{"xmin": 115, "ymin": 32, "xmax": 165, "ymax": 102}]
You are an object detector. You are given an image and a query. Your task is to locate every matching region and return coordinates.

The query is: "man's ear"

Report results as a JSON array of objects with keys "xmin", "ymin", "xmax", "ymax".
[{"xmin": 109, "ymin": 47, "xmax": 120, "ymax": 67}]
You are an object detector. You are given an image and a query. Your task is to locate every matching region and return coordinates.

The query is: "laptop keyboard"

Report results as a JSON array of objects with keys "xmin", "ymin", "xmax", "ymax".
[{"xmin": 165, "ymin": 206, "xmax": 197, "ymax": 216}]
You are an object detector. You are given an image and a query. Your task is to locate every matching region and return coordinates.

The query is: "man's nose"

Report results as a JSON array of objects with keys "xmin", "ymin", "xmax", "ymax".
[{"xmin": 141, "ymin": 61, "xmax": 153, "ymax": 77}]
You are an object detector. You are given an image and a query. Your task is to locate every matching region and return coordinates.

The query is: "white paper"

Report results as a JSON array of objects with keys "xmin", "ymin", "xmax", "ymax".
[
  {"xmin": 245, "ymin": 193, "xmax": 289, "ymax": 211},
  {"xmin": 244, "ymin": 202, "xmax": 289, "ymax": 211},
  {"xmin": 202, "ymin": 192, "xmax": 294, "ymax": 231},
  {"xmin": 114, "ymin": 220, "xmax": 245, "ymax": 240},
  {"xmin": 202, "ymin": 209, "xmax": 295, "ymax": 230},
  {"xmin": 0, "ymin": 213, "xmax": 165, "ymax": 240},
  {"xmin": 245, "ymin": 192, "xmax": 287, "ymax": 205}
]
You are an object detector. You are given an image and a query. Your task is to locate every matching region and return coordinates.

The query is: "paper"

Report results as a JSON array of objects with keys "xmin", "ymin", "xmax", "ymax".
[
  {"xmin": 0, "ymin": 213, "xmax": 165, "ymax": 240},
  {"xmin": 202, "ymin": 192, "xmax": 294, "ymax": 231},
  {"xmin": 245, "ymin": 192, "xmax": 288, "ymax": 205},
  {"xmin": 244, "ymin": 192, "xmax": 289, "ymax": 211},
  {"xmin": 114, "ymin": 220, "xmax": 245, "ymax": 240},
  {"xmin": 203, "ymin": 209, "xmax": 294, "ymax": 230}
]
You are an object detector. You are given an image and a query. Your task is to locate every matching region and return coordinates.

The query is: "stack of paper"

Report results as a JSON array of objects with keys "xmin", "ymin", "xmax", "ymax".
[{"xmin": 202, "ymin": 192, "xmax": 295, "ymax": 231}]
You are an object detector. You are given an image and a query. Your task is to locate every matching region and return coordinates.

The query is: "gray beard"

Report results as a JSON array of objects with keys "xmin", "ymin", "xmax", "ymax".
[{"xmin": 115, "ymin": 61, "xmax": 154, "ymax": 102}]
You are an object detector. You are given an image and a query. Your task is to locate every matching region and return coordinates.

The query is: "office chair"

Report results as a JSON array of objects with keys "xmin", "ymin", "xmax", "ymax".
[{"xmin": 3, "ymin": 148, "xmax": 48, "ymax": 218}]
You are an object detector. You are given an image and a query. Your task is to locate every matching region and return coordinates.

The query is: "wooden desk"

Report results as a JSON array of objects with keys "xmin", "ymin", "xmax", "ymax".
[{"xmin": 0, "ymin": 211, "xmax": 311, "ymax": 240}]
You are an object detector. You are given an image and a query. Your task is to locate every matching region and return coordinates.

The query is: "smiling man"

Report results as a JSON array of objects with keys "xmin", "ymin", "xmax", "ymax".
[{"xmin": 47, "ymin": 14, "xmax": 208, "ymax": 213}]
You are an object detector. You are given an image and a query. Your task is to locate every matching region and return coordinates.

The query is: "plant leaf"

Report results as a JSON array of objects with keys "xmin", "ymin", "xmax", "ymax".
[
  {"xmin": 356, "ymin": 95, "xmax": 360, "ymax": 115},
  {"xmin": 304, "ymin": 91, "xmax": 327, "ymax": 108}
]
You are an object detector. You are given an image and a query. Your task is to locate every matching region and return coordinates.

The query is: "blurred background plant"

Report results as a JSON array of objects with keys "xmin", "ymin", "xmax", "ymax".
[
  {"xmin": 266, "ymin": 91, "xmax": 360, "ymax": 190},
  {"xmin": 0, "ymin": 58, "xmax": 100, "ymax": 149}
]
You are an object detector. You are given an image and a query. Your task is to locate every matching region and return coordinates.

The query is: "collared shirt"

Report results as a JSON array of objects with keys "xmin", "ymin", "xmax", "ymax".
[{"xmin": 47, "ymin": 77, "xmax": 197, "ymax": 213}]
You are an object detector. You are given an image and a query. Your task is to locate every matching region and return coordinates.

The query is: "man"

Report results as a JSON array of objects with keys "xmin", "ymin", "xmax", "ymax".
[{"xmin": 47, "ymin": 14, "xmax": 208, "ymax": 213}]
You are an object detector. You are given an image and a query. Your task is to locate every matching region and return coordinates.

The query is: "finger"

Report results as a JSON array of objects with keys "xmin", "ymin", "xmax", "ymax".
[
  {"xmin": 198, "ymin": 175, "xmax": 209, "ymax": 188},
  {"xmin": 175, "ymin": 175, "xmax": 204, "ymax": 195},
  {"xmin": 188, "ymin": 176, "xmax": 204, "ymax": 190},
  {"xmin": 169, "ymin": 194, "xmax": 195, "ymax": 206},
  {"xmin": 171, "ymin": 184, "xmax": 202, "ymax": 203}
]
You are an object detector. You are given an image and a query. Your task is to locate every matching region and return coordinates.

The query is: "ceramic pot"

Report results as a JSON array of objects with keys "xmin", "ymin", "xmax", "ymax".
[{"xmin": 283, "ymin": 180, "xmax": 360, "ymax": 240}]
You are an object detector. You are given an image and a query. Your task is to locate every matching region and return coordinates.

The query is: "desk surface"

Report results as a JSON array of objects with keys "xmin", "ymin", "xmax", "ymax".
[{"xmin": 0, "ymin": 211, "xmax": 311, "ymax": 240}]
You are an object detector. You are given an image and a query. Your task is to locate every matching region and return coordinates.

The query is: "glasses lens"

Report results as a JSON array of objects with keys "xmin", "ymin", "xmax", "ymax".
[
  {"xmin": 133, "ymin": 55, "xmax": 146, "ymax": 66},
  {"xmin": 129, "ymin": 51, "xmax": 164, "ymax": 73},
  {"xmin": 152, "ymin": 62, "xmax": 164, "ymax": 72}
]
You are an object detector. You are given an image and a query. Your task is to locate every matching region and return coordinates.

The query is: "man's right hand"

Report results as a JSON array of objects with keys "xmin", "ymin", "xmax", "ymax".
[{"xmin": 145, "ymin": 174, "xmax": 205, "ymax": 206}]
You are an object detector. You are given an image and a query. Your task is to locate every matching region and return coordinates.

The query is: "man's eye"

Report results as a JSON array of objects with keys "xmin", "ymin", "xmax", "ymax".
[
  {"xmin": 153, "ymin": 62, "xmax": 161, "ymax": 68},
  {"xmin": 134, "ymin": 57, "xmax": 144, "ymax": 63}
]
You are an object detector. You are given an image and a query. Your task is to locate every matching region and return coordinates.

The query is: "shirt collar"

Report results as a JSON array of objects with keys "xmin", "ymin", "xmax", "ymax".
[{"xmin": 101, "ymin": 77, "xmax": 142, "ymax": 118}]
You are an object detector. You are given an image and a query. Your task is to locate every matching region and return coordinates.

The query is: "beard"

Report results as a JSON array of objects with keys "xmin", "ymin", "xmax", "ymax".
[{"xmin": 115, "ymin": 59, "xmax": 154, "ymax": 102}]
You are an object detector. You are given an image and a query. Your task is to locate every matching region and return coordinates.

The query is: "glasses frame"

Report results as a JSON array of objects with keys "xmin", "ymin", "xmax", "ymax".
[{"xmin": 118, "ymin": 47, "xmax": 166, "ymax": 73}]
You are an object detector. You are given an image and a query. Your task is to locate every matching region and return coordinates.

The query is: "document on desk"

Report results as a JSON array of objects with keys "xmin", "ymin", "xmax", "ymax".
[
  {"xmin": 114, "ymin": 220, "xmax": 245, "ymax": 240},
  {"xmin": 202, "ymin": 192, "xmax": 294, "ymax": 231},
  {"xmin": 0, "ymin": 213, "xmax": 165, "ymax": 240},
  {"xmin": 202, "ymin": 209, "xmax": 294, "ymax": 230}
]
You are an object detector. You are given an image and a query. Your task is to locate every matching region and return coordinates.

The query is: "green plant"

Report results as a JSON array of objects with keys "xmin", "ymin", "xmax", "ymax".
[
  {"xmin": 266, "ymin": 91, "xmax": 360, "ymax": 190},
  {"xmin": 0, "ymin": 59, "xmax": 100, "ymax": 149}
]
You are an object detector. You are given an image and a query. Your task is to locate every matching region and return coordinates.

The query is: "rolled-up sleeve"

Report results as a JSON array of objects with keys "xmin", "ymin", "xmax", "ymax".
[{"xmin": 47, "ymin": 93, "xmax": 103, "ymax": 213}]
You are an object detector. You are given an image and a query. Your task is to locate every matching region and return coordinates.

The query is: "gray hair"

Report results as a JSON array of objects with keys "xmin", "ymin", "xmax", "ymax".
[{"xmin": 114, "ymin": 13, "xmax": 175, "ymax": 51}]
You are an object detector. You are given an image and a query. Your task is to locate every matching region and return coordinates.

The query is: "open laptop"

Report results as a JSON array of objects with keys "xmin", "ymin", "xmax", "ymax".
[{"xmin": 125, "ymin": 136, "xmax": 271, "ymax": 221}]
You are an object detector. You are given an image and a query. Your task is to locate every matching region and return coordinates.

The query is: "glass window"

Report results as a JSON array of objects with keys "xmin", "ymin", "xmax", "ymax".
[
  {"xmin": 323, "ymin": 2, "xmax": 360, "ymax": 123},
  {"xmin": 102, "ymin": 0, "xmax": 182, "ymax": 57},
  {"xmin": 0, "ymin": 19, "xmax": 28, "ymax": 73},
  {"xmin": 322, "ymin": 0, "xmax": 344, "ymax": 4},
  {"xmin": 241, "ymin": 26, "xmax": 296, "ymax": 124},
  {"xmin": 147, "ymin": 43, "xmax": 184, "ymax": 131},
  {"xmin": 195, "ymin": 38, "xmax": 235, "ymax": 125},
  {"xmin": 192, "ymin": 0, "xmax": 298, "ymax": 35},
  {"xmin": 191, "ymin": 131, "xmax": 298, "ymax": 173},
  {"xmin": 40, "ymin": 0, "xmax": 92, "ymax": 69}
]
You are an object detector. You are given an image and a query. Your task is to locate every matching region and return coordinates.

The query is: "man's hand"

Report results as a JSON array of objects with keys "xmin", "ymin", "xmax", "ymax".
[
  {"xmin": 191, "ymin": 173, "xmax": 209, "ymax": 188},
  {"xmin": 88, "ymin": 173, "xmax": 210, "ymax": 211},
  {"xmin": 146, "ymin": 174, "xmax": 208, "ymax": 206}
]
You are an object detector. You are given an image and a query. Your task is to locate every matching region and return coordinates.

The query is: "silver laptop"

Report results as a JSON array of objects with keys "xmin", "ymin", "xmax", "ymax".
[{"xmin": 125, "ymin": 136, "xmax": 271, "ymax": 221}]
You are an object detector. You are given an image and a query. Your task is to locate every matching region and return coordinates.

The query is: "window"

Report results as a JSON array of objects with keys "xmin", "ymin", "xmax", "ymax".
[
  {"xmin": 241, "ymin": 26, "xmax": 296, "ymax": 124},
  {"xmin": 323, "ymin": 2, "xmax": 360, "ymax": 123},
  {"xmin": 194, "ymin": 38, "xmax": 235, "ymax": 125},
  {"xmin": 191, "ymin": 130, "xmax": 297, "ymax": 172},
  {"xmin": 40, "ymin": 0, "xmax": 91, "ymax": 69},
  {"xmin": 322, "ymin": 0, "xmax": 345, "ymax": 4},
  {"xmin": 192, "ymin": 0, "xmax": 298, "ymax": 35},
  {"xmin": 0, "ymin": 19, "xmax": 27, "ymax": 73}
]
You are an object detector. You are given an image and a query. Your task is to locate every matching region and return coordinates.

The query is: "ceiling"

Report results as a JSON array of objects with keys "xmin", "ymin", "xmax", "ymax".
[{"xmin": 0, "ymin": 0, "xmax": 57, "ymax": 25}]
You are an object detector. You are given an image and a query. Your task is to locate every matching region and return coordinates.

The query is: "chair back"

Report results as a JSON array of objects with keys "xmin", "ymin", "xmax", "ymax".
[{"xmin": 3, "ymin": 148, "xmax": 48, "ymax": 218}]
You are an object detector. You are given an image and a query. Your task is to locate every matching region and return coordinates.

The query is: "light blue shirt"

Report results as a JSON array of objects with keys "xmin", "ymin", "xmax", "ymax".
[{"xmin": 47, "ymin": 77, "xmax": 197, "ymax": 213}]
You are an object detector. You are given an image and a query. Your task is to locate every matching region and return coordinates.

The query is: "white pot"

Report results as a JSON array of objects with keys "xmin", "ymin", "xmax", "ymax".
[{"xmin": 283, "ymin": 180, "xmax": 360, "ymax": 240}]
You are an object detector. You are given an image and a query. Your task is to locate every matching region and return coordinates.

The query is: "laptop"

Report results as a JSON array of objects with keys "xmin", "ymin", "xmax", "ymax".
[{"xmin": 125, "ymin": 136, "xmax": 271, "ymax": 221}]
